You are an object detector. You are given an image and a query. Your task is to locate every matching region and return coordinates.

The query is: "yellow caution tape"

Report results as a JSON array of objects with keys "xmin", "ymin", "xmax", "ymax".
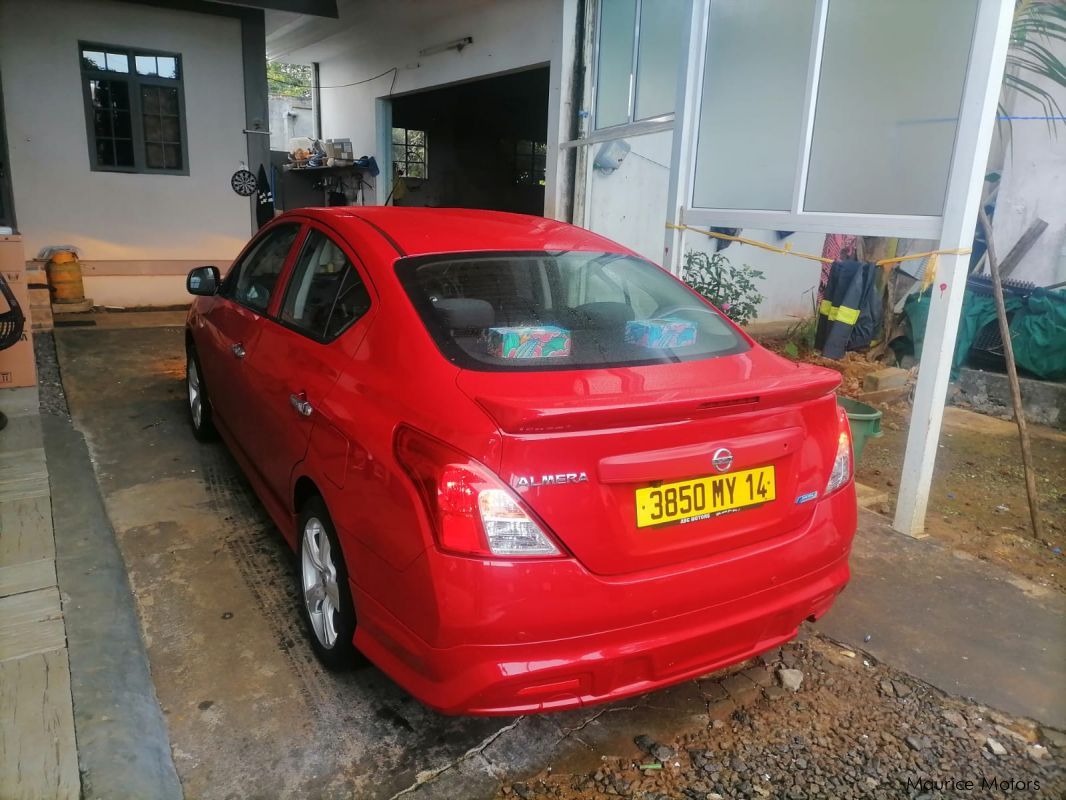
[
  {"xmin": 667, "ymin": 223, "xmax": 833, "ymax": 264},
  {"xmin": 666, "ymin": 223, "xmax": 971, "ymax": 269}
]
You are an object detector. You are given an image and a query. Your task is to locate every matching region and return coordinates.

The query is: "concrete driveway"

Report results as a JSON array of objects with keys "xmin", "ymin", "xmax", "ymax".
[
  {"xmin": 50, "ymin": 319, "xmax": 1065, "ymax": 799},
  {"xmin": 51, "ymin": 322, "xmax": 740, "ymax": 799},
  {"xmin": 55, "ymin": 323, "xmax": 519, "ymax": 798}
]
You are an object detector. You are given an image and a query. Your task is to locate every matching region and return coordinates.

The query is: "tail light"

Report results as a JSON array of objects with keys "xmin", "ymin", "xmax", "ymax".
[
  {"xmin": 824, "ymin": 406, "xmax": 853, "ymax": 496},
  {"xmin": 394, "ymin": 426, "xmax": 564, "ymax": 558}
]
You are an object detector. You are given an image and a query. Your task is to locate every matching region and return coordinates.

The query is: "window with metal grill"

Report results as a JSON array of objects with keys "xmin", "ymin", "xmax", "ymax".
[
  {"xmin": 80, "ymin": 44, "xmax": 188, "ymax": 174},
  {"xmin": 391, "ymin": 128, "xmax": 427, "ymax": 179}
]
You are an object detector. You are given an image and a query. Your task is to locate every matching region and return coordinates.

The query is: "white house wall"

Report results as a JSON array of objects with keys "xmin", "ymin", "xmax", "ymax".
[
  {"xmin": 0, "ymin": 0, "xmax": 251, "ymax": 305},
  {"xmin": 586, "ymin": 130, "xmax": 673, "ymax": 264},
  {"xmin": 991, "ymin": 41, "xmax": 1066, "ymax": 287},
  {"xmin": 270, "ymin": 0, "xmax": 566, "ymax": 217}
]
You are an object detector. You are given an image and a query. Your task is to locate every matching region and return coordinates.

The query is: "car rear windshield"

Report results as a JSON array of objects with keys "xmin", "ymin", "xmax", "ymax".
[{"xmin": 396, "ymin": 251, "xmax": 749, "ymax": 371}]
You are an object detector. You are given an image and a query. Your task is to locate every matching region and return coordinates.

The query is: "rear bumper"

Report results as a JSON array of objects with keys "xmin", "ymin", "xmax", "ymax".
[{"xmin": 353, "ymin": 488, "xmax": 855, "ymax": 715}]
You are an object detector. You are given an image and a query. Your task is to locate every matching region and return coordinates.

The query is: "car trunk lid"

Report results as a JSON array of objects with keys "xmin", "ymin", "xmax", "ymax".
[{"xmin": 457, "ymin": 350, "xmax": 842, "ymax": 576}]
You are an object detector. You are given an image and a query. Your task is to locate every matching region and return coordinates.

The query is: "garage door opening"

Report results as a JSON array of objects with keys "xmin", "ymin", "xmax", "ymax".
[{"xmin": 388, "ymin": 67, "xmax": 550, "ymax": 216}]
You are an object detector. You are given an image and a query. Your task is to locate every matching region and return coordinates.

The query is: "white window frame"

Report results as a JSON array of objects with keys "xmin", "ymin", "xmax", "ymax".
[
  {"xmin": 671, "ymin": 0, "xmax": 1006, "ymax": 241},
  {"xmin": 591, "ymin": 0, "xmax": 681, "ymax": 134}
]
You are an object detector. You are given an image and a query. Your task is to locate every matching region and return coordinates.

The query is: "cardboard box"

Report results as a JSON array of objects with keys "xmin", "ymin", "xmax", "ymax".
[
  {"xmin": 625, "ymin": 318, "xmax": 697, "ymax": 349},
  {"xmin": 0, "ymin": 234, "xmax": 25, "ymax": 279},
  {"xmin": 0, "ymin": 236, "xmax": 36, "ymax": 388},
  {"xmin": 325, "ymin": 138, "xmax": 354, "ymax": 160},
  {"xmin": 484, "ymin": 326, "xmax": 572, "ymax": 359}
]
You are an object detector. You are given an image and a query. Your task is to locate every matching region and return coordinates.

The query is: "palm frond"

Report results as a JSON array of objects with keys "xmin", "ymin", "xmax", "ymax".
[{"xmin": 1002, "ymin": 0, "xmax": 1066, "ymax": 138}]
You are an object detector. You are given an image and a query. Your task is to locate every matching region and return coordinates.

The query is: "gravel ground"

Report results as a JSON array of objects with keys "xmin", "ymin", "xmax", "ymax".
[
  {"xmin": 33, "ymin": 331, "xmax": 70, "ymax": 417},
  {"xmin": 499, "ymin": 636, "xmax": 1065, "ymax": 800}
]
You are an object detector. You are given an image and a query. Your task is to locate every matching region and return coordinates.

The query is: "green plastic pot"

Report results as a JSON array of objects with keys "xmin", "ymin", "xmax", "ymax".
[{"xmin": 837, "ymin": 396, "xmax": 884, "ymax": 464}]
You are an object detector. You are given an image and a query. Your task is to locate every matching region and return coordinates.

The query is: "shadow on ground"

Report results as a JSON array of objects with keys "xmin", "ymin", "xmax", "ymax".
[{"xmin": 51, "ymin": 325, "xmax": 747, "ymax": 799}]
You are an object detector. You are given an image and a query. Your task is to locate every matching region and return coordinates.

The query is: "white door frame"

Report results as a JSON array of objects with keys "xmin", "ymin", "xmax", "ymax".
[{"xmin": 663, "ymin": 0, "xmax": 1014, "ymax": 537}]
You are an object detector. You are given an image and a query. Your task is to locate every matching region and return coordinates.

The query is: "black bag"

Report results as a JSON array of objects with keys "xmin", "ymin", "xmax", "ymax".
[{"xmin": 815, "ymin": 259, "xmax": 883, "ymax": 359}]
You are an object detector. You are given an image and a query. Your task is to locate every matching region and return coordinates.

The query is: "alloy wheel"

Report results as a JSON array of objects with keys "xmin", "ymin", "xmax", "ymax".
[
  {"xmin": 187, "ymin": 355, "xmax": 202, "ymax": 429},
  {"xmin": 301, "ymin": 517, "xmax": 341, "ymax": 648}
]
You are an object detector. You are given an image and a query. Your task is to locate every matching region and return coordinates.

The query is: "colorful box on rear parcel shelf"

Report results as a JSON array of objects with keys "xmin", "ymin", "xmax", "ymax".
[
  {"xmin": 485, "ymin": 326, "xmax": 572, "ymax": 359},
  {"xmin": 625, "ymin": 318, "xmax": 697, "ymax": 349}
]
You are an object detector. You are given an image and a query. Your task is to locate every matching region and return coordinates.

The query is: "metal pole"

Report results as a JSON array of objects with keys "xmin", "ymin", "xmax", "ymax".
[
  {"xmin": 664, "ymin": 0, "xmax": 705, "ymax": 275},
  {"xmin": 893, "ymin": 0, "xmax": 1014, "ymax": 537}
]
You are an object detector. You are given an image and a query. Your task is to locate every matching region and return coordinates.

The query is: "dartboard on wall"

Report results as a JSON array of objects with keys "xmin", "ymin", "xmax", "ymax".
[{"xmin": 231, "ymin": 169, "xmax": 258, "ymax": 197}]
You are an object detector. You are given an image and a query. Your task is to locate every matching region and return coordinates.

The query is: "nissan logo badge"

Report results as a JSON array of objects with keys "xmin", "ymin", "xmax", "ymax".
[{"xmin": 712, "ymin": 447, "xmax": 733, "ymax": 473}]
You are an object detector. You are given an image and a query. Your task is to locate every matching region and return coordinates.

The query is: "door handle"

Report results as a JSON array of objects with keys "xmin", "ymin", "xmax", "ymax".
[
  {"xmin": 231, "ymin": 343, "xmax": 246, "ymax": 359},
  {"xmin": 290, "ymin": 392, "xmax": 313, "ymax": 417}
]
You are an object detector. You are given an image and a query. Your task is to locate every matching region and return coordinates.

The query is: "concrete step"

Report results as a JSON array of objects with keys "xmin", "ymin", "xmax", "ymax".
[
  {"xmin": 863, "ymin": 367, "xmax": 910, "ymax": 393},
  {"xmin": 51, "ymin": 298, "xmax": 94, "ymax": 315},
  {"xmin": 855, "ymin": 481, "xmax": 890, "ymax": 511}
]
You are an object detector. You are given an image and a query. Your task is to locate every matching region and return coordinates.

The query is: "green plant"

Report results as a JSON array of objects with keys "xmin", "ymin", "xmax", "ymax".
[
  {"xmin": 682, "ymin": 250, "xmax": 764, "ymax": 327},
  {"xmin": 1002, "ymin": 0, "xmax": 1066, "ymax": 135},
  {"xmin": 783, "ymin": 316, "xmax": 818, "ymax": 360},
  {"xmin": 781, "ymin": 290, "xmax": 819, "ymax": 359},
  {"xmin": 267, "ymin": 61, "xmax": 313, "ymax": 99}
]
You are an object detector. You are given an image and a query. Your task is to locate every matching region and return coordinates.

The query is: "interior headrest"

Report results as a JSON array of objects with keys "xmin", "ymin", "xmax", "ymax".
[
  {"xmin": 570, "ymin": 301, "xmax": 635, "ymax": 328},
  {"xmin": 432, "ymin": 298, "xmax": 494, "ymax": 330}
]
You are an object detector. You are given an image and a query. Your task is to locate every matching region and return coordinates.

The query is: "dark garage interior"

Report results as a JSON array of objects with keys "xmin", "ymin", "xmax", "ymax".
[{"xmin": 389, "ymin": 66, "xmax": 550, "ymax": 216}]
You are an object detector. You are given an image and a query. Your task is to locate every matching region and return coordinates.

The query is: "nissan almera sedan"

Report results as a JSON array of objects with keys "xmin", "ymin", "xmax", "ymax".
[{"xmin": 185, "ymin": 207, "xmax": 856, "ymax": 715}]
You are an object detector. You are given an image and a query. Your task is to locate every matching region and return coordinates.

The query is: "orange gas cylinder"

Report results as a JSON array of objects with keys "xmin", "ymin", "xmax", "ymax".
[{"xmin": 46, "ymin": 251, "xmax": 86, "ymax": 304}]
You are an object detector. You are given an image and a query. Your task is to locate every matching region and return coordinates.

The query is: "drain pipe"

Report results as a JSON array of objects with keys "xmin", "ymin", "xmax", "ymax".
[{"xmin": 563, "ymin": 0, "xmax": 587, "ymax": 224}]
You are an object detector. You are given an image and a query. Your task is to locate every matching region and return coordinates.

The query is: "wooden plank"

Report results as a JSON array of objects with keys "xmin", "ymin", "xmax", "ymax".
[
  {"xmin": 0, "ymin": 414, "xmax": 43, "ymax": 453},
  {"xmin": 0, "ymin": 559, "xmax": 55, "ymax": 598},
  {"xmin": 0, "ymin": 482, "xmax": 48, "ymax": 503},
  {"xmin": 998, "ymin": 217, "xmax": 1048, "ymax": 279},
  {"xmin": 0, "ymin": 387, "xmax": 39, "ymax": 420},
  {"xmin": 0, "ymin": 482, "xmax": 49, "ymax": 503},
  {"xmin": 979, "ymin": 208, "xmax": 1044, "ymax": 539},
  {"xmin": 0, "ymin": 448, "xmax": 48, "ymax": 504},
  {"xmin": 0, "ymin": 650, "xmax": 80, "ymax": 800},
  {"xmin": 0, "ymin": 448, "xmax": 47, "ymax": 480},
  {"xmin": 0, "ymin": 496, "xmax": 55, "ymax": 567},
  {"xmin": 0, "ymin": 587, "xmax": 65, "ymax": 663}
]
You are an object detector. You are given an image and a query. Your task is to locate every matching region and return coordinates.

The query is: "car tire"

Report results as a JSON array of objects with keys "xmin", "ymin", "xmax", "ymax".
[
  {"xmin": 186, "ymin": 344, "xmax": 218, "ymax": 442},
  {"xmin": 297, "ymin": 496, "xmax": 357, "ymax": 670}
]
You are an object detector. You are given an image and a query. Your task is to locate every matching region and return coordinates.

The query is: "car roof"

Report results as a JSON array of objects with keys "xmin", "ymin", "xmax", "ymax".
[{"xmin": 286, "ymin": 207, "xmax": 638, "ymax": 259}]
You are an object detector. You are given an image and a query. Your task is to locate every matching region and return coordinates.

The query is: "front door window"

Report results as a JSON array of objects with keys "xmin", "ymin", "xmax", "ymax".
[{"xmin": 226, "ymin": 224, "xmax": 300, "ymax": 313}]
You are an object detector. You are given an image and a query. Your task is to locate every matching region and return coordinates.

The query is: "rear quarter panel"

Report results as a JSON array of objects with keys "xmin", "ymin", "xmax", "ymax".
[{"xmin": 286, "ymin": 232, "xmax": 503, "ymax": 641}]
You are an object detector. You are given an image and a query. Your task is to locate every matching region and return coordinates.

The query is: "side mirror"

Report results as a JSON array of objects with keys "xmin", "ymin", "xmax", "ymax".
[{"xmin": 187, "ymin": 266, "xmax": 220, "ymax": 296}]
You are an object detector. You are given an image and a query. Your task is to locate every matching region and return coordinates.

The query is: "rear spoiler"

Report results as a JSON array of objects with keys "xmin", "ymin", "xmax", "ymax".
[{"xmin": 474, "ymin": 369, "xmax": 841, "ymax": 434}]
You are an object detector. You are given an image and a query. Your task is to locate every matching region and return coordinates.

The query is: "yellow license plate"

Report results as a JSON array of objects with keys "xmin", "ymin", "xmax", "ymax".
[{"xmin": 635, "ymin": 466, "xmax": 776, "ymax": 528}]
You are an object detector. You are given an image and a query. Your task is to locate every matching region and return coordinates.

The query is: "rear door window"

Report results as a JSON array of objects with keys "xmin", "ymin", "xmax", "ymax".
[
  {"xmin": 397, "ymin": 251, "xmax": 748, "ymax": 371},
  {"xmin": 279, "ymin": 228, "xmax": 371, "ymax": 340}
]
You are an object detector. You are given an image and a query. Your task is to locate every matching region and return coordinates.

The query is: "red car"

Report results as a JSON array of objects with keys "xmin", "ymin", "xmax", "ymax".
[{"xmin": 185, "ymin": 207, "xmax": 856, "ymax": 715}]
